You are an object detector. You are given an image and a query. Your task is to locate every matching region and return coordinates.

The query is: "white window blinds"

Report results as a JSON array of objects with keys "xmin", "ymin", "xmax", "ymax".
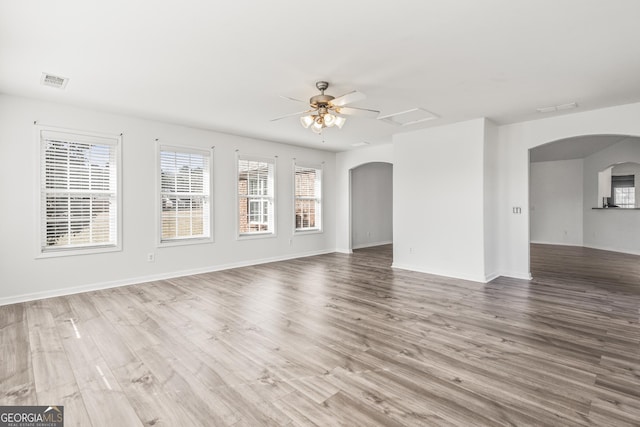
[
  {"xmin": 294, "ymin": 163, "xmax": 322, "ymax": 231},
  {"xmin": 238, "ymin": 156, "xmax": 275, "ymax": 235},
  {"xmin": 160, "ymin": 147, "xmax": 211, "ymax": 242},
  {"xmin": 40, "ymin": 129, "xmax": 120, "ymax": 252}
]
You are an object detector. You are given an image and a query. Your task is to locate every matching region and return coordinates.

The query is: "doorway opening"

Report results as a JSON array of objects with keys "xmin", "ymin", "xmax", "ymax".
[
  {"xmin": 529, "ymin": 134, "xmax": 640, "ymax": 282},
  {"xmin": 350, "ymin": 162, "xmax": 393, "ymax": 263}
]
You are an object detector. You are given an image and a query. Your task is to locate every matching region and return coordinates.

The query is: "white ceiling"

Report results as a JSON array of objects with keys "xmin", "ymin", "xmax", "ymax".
[
  {"xmin": 529, "ymin": 135, "xmax": 633, "ymax": 162},
  {"xmin": 2, "ymin": 1, "xmax": 640, "ymax": 151}
]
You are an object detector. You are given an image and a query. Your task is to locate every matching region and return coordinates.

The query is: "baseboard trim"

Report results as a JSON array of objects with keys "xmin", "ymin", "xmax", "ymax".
[
  {"xmin": 499, "ymin": 271, "xmax": 533, "ymax": 280},
  {"xmin": 532, "ymin": 241, "xmax": 640, "ymax": 257},
  {"xmin": 582, "ymin": 244, "xmax": 640, "ymax": 256},
  {"xmin": 530, "ymin": 240, "xmax": 583, "ymax": 247},
  {"xmin": 484, "ymin": 272, "xmax": 501, "ymax": 282},
  {"xmin": 352, "ymin": 240, "xmax": 393, "ymax": 250},
  {"xmin": 334, "ymin": 248, "xmax": 353, "ymax": 254},
  {"xmin": 0, "ymin": 249, "xmax": 335, "ymax": 307},
  {"xmin": 391, "ymin": 263, "xmax": 488, "ymax": 283}
]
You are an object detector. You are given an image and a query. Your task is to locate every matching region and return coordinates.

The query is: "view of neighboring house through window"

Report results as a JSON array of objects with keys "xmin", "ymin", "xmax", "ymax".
[
  {"xmin": 39, "ymin": 128, "xmax": 120, "ymax": 254},
  {"xmin": 294, "ymin": 163, "xmax": 322, "ymax": 231},
  {"xmin": 238, "ymin": 156, "xmax": 275, "ymax": 235},
  {"xmin": 611, "ymin": 174, "xmax": 636, "ymax": 208},
  {"xmin": 160, "ymin": 146, "xmax": 211, "ymax": 242}
]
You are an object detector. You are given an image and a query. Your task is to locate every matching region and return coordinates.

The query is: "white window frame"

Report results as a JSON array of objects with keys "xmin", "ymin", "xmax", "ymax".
[
  {"xmin": 293, "ymin": 161, "xmax": 323, "ymax": 234},
  {"xmin": 158, "ymin": 144, "xmax": 213, "ymax": 246},
  {"xmin": 36, "ymin": 125, "xmax": 122, "ymax": 258},
  {"xmin": 236, "ymin": 154, "xmax": 277, "ymax": 238}
]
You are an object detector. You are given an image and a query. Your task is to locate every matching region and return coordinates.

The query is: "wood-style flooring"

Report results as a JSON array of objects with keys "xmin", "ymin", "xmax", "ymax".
[{"xmin": 1, "ymin": 244, "xmax": 639, "ymax": 426}]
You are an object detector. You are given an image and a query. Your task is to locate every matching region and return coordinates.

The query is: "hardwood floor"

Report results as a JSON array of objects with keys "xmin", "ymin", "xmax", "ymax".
[{"xmin": 1, "ymin": 244, "xmax": 639, "ymax": 426}]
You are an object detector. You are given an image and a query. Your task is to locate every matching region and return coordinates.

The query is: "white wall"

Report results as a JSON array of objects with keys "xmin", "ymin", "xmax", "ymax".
[
  {"xmin": 393, "ymin": 119, "xmax": 488, "ymax": 282},
  {"xmin": 483, "ymin": 120, "xmax": 500, "ymax": 281},
  {"xmin": 335, "ymin": 144, "xmax": 393, "ymax": 253},
  {"xmin": 597, "ymin": 166, "xmax": 613, "ymax": 204},
  {"xmin": 497, "ymin": 101, "xmax": 640, "ymax": 279},
  {"xmin": 583, "ymin": 138, "xmax": 640, "ymax": 254},
  {"xmin": 530, "ymin": 159, "xmax": 584, "ymax": 246},
  {"xmin": 0, "ymin": 95, "xmax": 336, "ymax": 304},
  {"xmin": 351, "ymin": 162, "xmax": 393, "ymax": 249}
]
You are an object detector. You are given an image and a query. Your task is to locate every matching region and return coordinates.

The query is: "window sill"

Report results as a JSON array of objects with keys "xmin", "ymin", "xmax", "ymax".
[
  {"xmin": 37, "ymin": 244, "xmax": 121, "ymax": 259},
  {"xmin": 294, "ymin": 228, "xmax": 323, "ymax": 235},
  {"xmin": 238, "ymin": 232, "xmax": 277, "ymax": 240},
  {"xmin": 159, "ymin": 237, "xmax": 213, "ymax": 248}
]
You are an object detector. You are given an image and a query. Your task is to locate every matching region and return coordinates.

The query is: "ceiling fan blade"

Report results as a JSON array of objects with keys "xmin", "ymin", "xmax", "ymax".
[
  {"xmin": 336, "ymin": 106, "xmax": 380, "ymax": 118},
  {"xmin": 270, "ymin": 109, "xmax": 314, "ymax": 121},
  {"xmin": 279, "ymin": 95, "xmax": 308, "ymax": 104},
  {"xmin": 331, "ymin": 90, "xmax": 366, "ymax": 107}
]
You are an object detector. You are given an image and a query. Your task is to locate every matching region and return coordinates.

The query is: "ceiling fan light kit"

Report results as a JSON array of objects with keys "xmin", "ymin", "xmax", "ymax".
[
  {"xmin": 273, "ymin": 81, "xmax": 379, "ymax": 134},
  {"xmin": 323, "ymin": 113, "xmax": 336, "ymax": 126},
  {"xmin": 301, "ymin": 111, "xmax": 346, "ymax": 133},
  {"xmin": 300, "ymin": 115, "xmax": 315, "ymax": 128}
]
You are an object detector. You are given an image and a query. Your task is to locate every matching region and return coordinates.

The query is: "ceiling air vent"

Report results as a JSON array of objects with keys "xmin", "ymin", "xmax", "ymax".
[
  {"xmin": 351, "ymin": 141, "xmax": 370, "ymax": 147},
  {"xmin": 41, "ymin": 73, "xmax": 69, "ymax": 89},
  {"xmin": 536, "ymin": 102, "xmax": 578, "ymax": 113},
  {"xmin": 378, "ymin": 108, "xmax": 438, "ymax": 126}
]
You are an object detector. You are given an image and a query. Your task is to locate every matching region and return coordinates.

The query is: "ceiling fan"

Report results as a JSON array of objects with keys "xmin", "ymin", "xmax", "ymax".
[{"xmin": 271, "ymin": 81, "xmax": 380, "ymax": 133}]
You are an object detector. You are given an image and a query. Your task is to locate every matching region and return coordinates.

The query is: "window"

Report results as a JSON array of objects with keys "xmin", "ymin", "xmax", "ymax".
[
  {"xmin": 39, "ymin": 128, "xmax": 120, "ymax": 255},
  {"xmin": 249, "ymin": 199, "xmax": 269, "ymax": 225},
  {"xmin": 611, "ymin": 175, "xmax": 635, "ymax": 208},
  {"xmin": 160, "ymin": 146, "xmax": 211, "ymax": 243},
  {"xmin": 294, "ymin": 163, "xmax": 322, "ymax": 231},
  {"xmin": 238, "ymin": 156, "xmax": 275, "ymax": 235}
]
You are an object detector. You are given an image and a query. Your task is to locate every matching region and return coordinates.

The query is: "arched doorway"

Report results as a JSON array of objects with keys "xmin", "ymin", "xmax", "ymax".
[
  {"xmin": 350, "ymin": 162, "xmax": 393, "ymax": 251},
  {"xmin": 529, "ymin": 134, "xmax": 640, "ymax": 279}
]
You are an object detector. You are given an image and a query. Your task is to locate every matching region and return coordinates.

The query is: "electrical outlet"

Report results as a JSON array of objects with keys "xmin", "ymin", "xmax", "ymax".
[{"xmin": 147, "ymin": 253, "xmax": 155, "ymax": 262}]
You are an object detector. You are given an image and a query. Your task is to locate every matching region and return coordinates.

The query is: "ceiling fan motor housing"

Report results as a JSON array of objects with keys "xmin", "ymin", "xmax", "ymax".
[
  {"xmin": 310, "ymin": 81, "xmax": 335, "ymax": 108},
  {"xmin": 310, "ymin": 94, "xmax": 335, "ymax": 108}
]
